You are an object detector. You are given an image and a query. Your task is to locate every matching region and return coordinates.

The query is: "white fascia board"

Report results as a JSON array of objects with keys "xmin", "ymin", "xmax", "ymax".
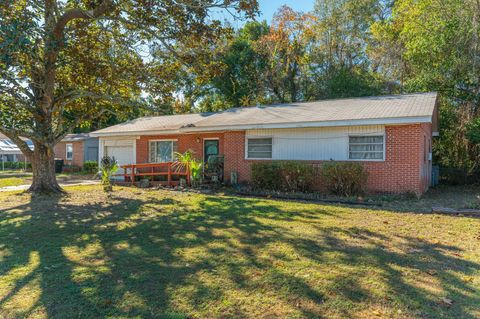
[
  {"xmin": 91, "ymin": 130, "xmax": 182, "ymax": 137},
  {"xmin": 180, "ymin": 116, "xmax": 433, "ymax": 132}
]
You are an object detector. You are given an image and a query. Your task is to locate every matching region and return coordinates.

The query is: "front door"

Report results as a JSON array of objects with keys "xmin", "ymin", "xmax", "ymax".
[{"xmin": 204, "ymin": 139, "xmax": 219, "ymax": 164}]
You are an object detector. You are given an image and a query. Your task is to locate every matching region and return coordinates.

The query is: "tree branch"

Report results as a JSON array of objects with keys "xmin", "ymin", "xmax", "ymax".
[
  {"xmin": 53, "ymin": 0, "xmax": 114, "ymax": 40},
  {"xmin": 0, "ymin": 127, "xmax": 34, "ymax": 157}
]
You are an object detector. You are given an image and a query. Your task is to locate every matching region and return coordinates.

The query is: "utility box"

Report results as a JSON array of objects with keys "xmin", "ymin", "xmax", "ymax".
[
  {"xmin": 230, "ymin": 171, "xmax": 238, "ymax": 185},
  {"xmin": 431, "ymin": 165, "xmax": 439, "ymax": 187}
]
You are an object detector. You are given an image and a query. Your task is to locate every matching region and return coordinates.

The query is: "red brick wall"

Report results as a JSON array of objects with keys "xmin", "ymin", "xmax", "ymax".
[
  {"xmin": 136, "ymin": 133, "xmax": 225, "ymax": 164},
  {"xmin": 54, "ymin": 141, "xmax": 84, "ymax": 167},
  {"xmin": 136, "ymin": 124, "xmax": 432, "ymax": 194},
  {"xmin": 222, "ymin": 124, "xmax": 431, "ymax": 194}
]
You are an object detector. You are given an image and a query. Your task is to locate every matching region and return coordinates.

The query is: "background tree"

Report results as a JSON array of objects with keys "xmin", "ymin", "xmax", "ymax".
[
  {"xmin": 0, "ymin": 0, "xmax": 258, "ymax": 193},
  {"xmin": 370, "ymin": 0, "xmax": 480, "ymax": 172},
  {"xmin": 255, "ymin": 6, "xmax": 316, "ymax": 103}
]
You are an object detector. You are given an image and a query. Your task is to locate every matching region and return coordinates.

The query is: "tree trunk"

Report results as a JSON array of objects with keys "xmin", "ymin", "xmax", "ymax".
[{"xmin": 29, "ymin": 143, "xmax": 62, "ymax": 193}]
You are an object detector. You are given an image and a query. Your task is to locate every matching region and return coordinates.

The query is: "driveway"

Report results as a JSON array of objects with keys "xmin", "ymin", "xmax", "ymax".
[{"xmin": 0, "ymin": 180, "xmax": 100, "ymax": 192}]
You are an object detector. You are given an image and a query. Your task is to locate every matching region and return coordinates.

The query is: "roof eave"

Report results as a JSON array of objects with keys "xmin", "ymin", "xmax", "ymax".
[
  {"xmin": 90, "ymin": 129, "xmax": 183, "ymax": 138},
  {"xmin": 180, "ymin": 116, "xmax": 433, "ymax": 132},
  {"xmin": 90, "ymin": 116, "xmax": 432, "ymax": 137}
]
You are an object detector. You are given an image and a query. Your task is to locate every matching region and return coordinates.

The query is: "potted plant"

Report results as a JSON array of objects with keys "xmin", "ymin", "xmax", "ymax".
[{"xmin": 100, "ymin": 156, "xmax": 118, "ymax": 192}]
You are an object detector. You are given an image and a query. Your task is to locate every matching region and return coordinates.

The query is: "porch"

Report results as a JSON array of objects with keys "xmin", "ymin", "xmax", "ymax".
[{"xmin": 114, "ymin": 162, "xmax": 190, "ymax": 187}]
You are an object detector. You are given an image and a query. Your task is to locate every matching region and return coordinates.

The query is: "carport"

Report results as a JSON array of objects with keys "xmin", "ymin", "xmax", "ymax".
[{"xmin": 0, "ymin": 135, "xmax": 32, "ymax": 171}]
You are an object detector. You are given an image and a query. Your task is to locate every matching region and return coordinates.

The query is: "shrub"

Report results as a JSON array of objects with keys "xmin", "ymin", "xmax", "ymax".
[
  {"xmin": 251, "ymin": 161, "xmax": 316, "ymax": 192},
  {"xmin": 321, "ymin": 161, "xmax": 368, "ymax": 196},
  {"xmin": 100, "ymin": 156, "xmax": 118, "ymax": 192},
  {"xmin": 83, "ymin": 160, "xmax": 98, "ymax": 173},
  {"xmin": 0, "ymin": 161, "xmax": 31, "ymax": 170},
  {"xmin": 251, "ymin": 162, "xmax": 280, "ymax": 190}
]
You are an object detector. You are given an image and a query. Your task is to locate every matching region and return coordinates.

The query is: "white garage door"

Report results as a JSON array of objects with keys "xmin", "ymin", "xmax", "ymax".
[{"xmin": 105, "ymin": 145, "xmax": 134, "ymax": 179}]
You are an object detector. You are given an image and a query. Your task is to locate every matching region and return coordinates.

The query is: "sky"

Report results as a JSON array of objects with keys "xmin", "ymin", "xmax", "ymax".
[
  {"xmin": 211, "ymin": 0, "xmax": 315, "ymax": 28},
  {"xmin": 256, "ymin": 0, "xmax": 314, "ymax": 21}
]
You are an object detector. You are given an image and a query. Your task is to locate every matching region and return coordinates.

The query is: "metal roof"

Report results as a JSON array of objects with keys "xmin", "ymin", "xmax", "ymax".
[
  {"xmin": 92, "ymin": 113, "xmax": 214, "ymax": 135},
  {"xmin": 0, "ymin": 134, "xmax": 34, "ymax": 154},
  {"xmin": 91, "ymin": 92, "xmax": 438, "ymax": 136}
]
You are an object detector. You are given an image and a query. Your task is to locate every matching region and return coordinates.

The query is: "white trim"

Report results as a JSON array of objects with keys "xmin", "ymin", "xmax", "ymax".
[
  {"xmin": 66, "ymin": 143, "xmax": 73, "ymax": 160},
  {"xmin": 347, "ymin": 134, "xmax": 386, "ymax": 162},
  {"xmin": 90, "ymin": 116, "xmax": 432, "ymax": 137},
  {"xmin": 245, "ymin": 137, "xmax": 273, "ymax": 160},
  {"xmin": 148, "ymin": 138, "xmax": 178, "ymax": 142}
]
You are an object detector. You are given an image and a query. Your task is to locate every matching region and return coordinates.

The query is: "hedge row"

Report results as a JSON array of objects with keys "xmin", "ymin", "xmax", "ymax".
[
  {"xmin": 0, "ymin": 161, "xmax": 32, "ymax": 169},
  {"xmin": 251, "ymin": 161, "xmax": 368, "ymax": 196}
]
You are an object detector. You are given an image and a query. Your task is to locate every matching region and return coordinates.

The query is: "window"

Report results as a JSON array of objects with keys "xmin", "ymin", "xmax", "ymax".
[
  {"xmin": 66, "ymin": 143, "xmax": 73, "ymax": 160},
  {"xmin": 247, "ymin": 138, "xmax": 272, "ymax": 159},
  {"xmin": 149, "ymin": 140, "xmax": 178, "ymax": 163},
  {"xmin": 349, "ymin": 136, "xmax": 384, "ymax": 160}
]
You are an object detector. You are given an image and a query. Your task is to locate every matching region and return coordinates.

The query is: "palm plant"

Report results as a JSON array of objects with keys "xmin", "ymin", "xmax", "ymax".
[
  {"xmin": 100, "ymin": 156, "xmax": 118, "ymax": 192},
  {"xmin": 173, "ymin": 150, "xmax": 203, "ymax": 187}
]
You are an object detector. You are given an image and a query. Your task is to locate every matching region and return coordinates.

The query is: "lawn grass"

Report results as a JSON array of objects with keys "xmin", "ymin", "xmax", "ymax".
[
  {"xmin": 0, "ymin": 171, "xmax": 94, "ymax": 189},
  {"xmin": 0, "ymin": 186, "xmax": 479, "ymax": 318},
  {"xmin": 0, "ymin": 177, "xmax": 27, "ymax": 188}
]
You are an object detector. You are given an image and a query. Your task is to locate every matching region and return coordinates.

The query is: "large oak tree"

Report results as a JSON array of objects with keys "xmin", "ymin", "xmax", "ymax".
[{"xmin": 0, "ymin": 0, "xmax": 257, "ymax": 193}]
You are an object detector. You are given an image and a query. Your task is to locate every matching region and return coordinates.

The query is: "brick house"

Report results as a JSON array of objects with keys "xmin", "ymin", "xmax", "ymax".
[
  {"xmin": 54, "ymin": 134, "xmax": 99, "ymax": 168},
  {"xmin": 91, "ymin": 93, "xmax": 439, "ymax": 194}
]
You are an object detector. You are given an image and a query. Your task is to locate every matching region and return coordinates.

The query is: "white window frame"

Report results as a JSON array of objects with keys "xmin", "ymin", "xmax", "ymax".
[
  {"xmin": 348, "ymin": 134, "xmax": 385, "ymax": 162},
  {"xmin": 66, "ymin": 143, "xmax": 73, "ymax": 160},
  {"xmin": 245, "ymin": 137, "xmax": 273, "ymax": 160},
  {"xmin": 149, "ymin": 139, "xmax": 178, "ymax": 163}
]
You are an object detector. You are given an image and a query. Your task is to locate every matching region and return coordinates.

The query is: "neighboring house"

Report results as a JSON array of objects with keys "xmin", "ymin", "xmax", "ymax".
[
  {"xmin": 91, "ymin": 92, "xmax": 439, "ymax": 194},
  {"xmin": 54, "ymin": 133, "xmax": 99, "ymax": 168},
  {"xmin": 0, "ymin": 133, "xmax": 33, "ymax": 164}
]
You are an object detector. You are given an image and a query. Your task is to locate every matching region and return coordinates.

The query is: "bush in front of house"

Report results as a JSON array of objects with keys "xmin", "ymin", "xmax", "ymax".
[
  {"xmin": 83, "ymin": 160, "xmax": 99, "ymax": 173},
  {"xmin": 251, "ymin": 161, "xmax": 316, "ymax": 192},
  {"xmin": 321, "ymin": 161, "xmax": 368, "ymax": 196}
]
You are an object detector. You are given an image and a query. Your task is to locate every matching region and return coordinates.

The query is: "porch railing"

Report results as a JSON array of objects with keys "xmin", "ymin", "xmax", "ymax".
[{"xmin": 114, "ymin": 162, "xmax": 190, "ymax": 187}]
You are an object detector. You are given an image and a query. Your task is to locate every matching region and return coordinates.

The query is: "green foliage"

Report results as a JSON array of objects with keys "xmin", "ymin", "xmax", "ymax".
[
  {"xmin": 186, "ymin": 1, "xmax": 393, "ymax": 110},
  {"xmin": 0, "ymin": 0, "xmax": 258, "ymax": 192},
  {"xmin": 83, "ymin": 161, "xmax": 99, "ymax": 174},
  {"xmin": 0, "ymin": 161, "xmax": 31, "ymax": 170},
  {"xmin": 466, "ymin": 117, "xmax": 480, "ymax": 145},
  {"xmin": 321, "ymin": 162, "xmax": 368, "ymax": 196},
  {"xmin": 251, "ymin": 161, "xmax": 316, "ymax": 192},
  {"xmin": 323, "ymin": 67, "xmax": 382, "ymax": 99},
  {"xmin": 174, "ymin": 151, "xmax": 203, "ymax": 186},
  {"xmin": 251, "ymin": 162, "xmax": 281, "ymax": 191},
  {"xmin": 100, "ymin": 156, "xmax": 118, "ymax": 191},
  {"xmin": 370, "ymin": 0, "xmax": 480, "ymax": 172}
]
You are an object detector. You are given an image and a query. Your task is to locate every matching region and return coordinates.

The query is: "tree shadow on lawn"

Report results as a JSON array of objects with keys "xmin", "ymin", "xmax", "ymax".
[{"xmin": 0, "ymin": 192, "xmax": 478, "ymax": 318}]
